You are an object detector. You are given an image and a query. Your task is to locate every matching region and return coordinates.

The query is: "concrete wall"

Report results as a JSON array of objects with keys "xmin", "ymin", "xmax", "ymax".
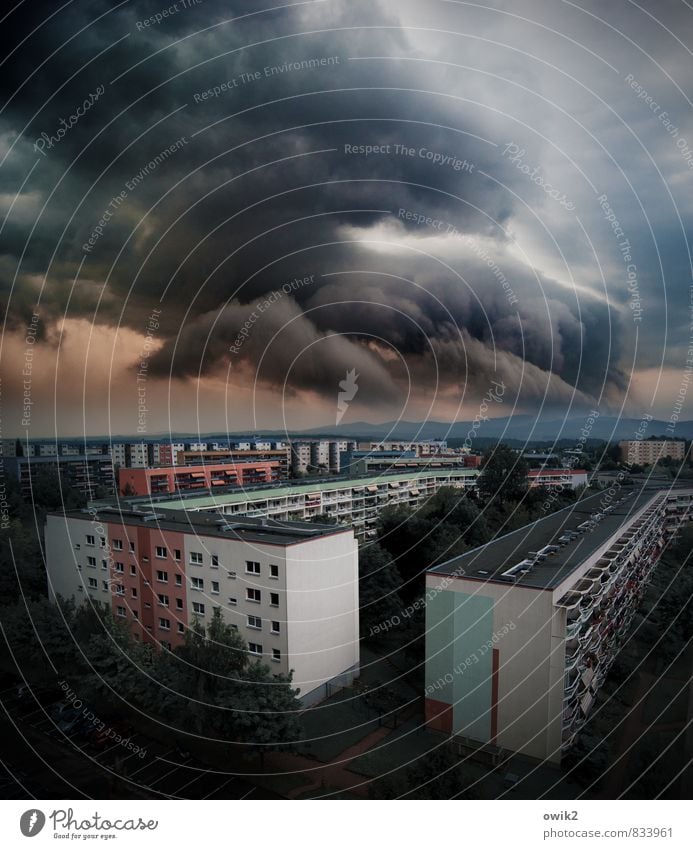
[{"xmin": 285, "ymin": 533, "xmax": 359, "ymax": 703}]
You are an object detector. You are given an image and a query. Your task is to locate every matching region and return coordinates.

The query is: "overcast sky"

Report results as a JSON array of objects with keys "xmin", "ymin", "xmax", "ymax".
[{"xmin": 1, "ymin": 0, "xmax": 691, "ymax": 438}]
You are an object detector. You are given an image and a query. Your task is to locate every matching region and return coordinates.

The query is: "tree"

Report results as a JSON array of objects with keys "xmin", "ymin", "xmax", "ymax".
[
  {"xmin": 358, "ymin": 542, "xmax": 403, "ymax": 636},
  {"xmin": 371, "ymin": 747, "xmax": 478, "ymax": 799},
  {"xmin": 160, "ymin": 610, "xmax": 302, "ymax": 749},
  {"xmin": 477, "ymin": 444, "xmax": 528, "ymax": 505}
]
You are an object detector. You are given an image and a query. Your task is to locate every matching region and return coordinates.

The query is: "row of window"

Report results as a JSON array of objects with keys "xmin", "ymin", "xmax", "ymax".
[
  {"xmin": 248, "ymin": 616, "xmax": 280, "ymax": 634},
  {"xmin": 88, "ymin": 536, "xmax": 280, "ymax": 576},
  {"xmin": 111, "ymin": 609, "xmax": 281, "ymax": 661},
  {"xmin": 84, "ymin": 537, "xmax": 282, "ymax": 582},
  {"xmin": 86, "ymin": 534, "xmax": 130, "ymax": 551},
  {"xmin": 248, "ymin": 644, "xmax": 281, "ymax": 662}
]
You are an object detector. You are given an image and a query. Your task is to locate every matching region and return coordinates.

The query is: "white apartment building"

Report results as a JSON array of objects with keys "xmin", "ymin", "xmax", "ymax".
[{"xmin": 45, "ymin": 508, "xmax": 359, "ymax": 705}]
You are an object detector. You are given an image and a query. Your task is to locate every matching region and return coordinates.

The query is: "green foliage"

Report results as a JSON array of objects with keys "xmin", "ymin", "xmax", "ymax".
[
  {"xmin": 371, "ymin": 747, "xmax": 478, "ymax": 799},
  {"xmin": 478, "ymin": 443, "xmax": 529, "ymax": 504},
  {"xmin": 358, "ymin": 542, "xmax": 403, "ymax": 636}
]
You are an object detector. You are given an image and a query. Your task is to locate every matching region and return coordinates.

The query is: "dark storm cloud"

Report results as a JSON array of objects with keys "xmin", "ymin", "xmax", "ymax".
[{"xmin": 2, "ymin": 0, "xmax": 692, "ymax": 422}]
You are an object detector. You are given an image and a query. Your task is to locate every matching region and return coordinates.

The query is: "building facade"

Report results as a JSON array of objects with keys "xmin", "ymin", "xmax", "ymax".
[
  {"xmin": 527, "ymin": 469, "xmax": 588, "ymax": 489},
  {"xmin": 424, "ymin": 487, "xmax": 693, "ymax": 763},
  {"xmin": 45, "ymin": 508, "xmax": 359, "ymax": 705},
  {"xmin": 619, "ymin": 439, "xmax": 687, "ymax": 466},
  {"xmin": 6, "ymin": 455, "xmax": 115, "ymax": 498},
  {"xmin": 119, "ymin": 468, "xmax": 480, "ymax": 538},
  {"xmin": 118, "ymin": 460, "xmax": 282, "ymax": 496}
]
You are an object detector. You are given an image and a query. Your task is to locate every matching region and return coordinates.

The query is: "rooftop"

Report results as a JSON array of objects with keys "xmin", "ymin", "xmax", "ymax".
[
  {"xmin": 428, "ymin": 487, "xmax": 665, "ymax": 590},
  {"xmin": 55, "ymin": 507, "xmax": 351, "ymax": 546}
]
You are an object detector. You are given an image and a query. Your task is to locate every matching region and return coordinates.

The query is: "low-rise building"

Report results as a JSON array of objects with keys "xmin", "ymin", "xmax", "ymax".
[{"xmin": 45, "ymin": 508, "xmax": 359, "ymax": 705}]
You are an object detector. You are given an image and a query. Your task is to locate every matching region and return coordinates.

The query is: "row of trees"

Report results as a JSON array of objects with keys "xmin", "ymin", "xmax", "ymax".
[{"xmin": 1, "ymin": 597, "xmax": 303, "ymax": 753}]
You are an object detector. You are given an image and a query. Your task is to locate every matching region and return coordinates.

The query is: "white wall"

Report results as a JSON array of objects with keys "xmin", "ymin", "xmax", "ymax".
[{"xmin": 285, "ymin": 532, "xmax": 359, "ymax": 701}]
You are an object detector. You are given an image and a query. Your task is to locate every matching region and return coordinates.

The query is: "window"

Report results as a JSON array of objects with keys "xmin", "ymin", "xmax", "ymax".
[
  {"xmin": 177, "ymin": 623, "xmax": 184, "ymax": 634},
  {"xmin": 159, "ymin": 618, "xmax": 170, "ymax": 630},
  {"xmin": 245, "ymin": 561, "xmax": 260, "ymax": 575},
  {"xmin": 102, "ymin": 581, "xmax": 109, "ymax": 591},
  {"xmin": 175, "ymin": 574, "xmax": 182, "ymax": 587},
  {"xmin": 130, "ymin": 564, "xmax": 137, "ymax": 576},
  {"xmin": 156, "ymin": 570, "xmax": 168, "ymax": 583},
  {"xmin": 133, "ymin": 610, "xmax": 139, "ymax": 619},
  {"xmin": 227, "ymin": 570, "xmax": 237, "ymax": 579},
  {"xmin": 88, "ymin": 577, "xmax": 98, "ymax": 589},
  {"xmin": 272, "ymin": 649, "xmax": 281, "ymax": 662},
  {"xmin": 191, "ymin": 577, "xmax": 204, "ymax": 591},
  {"xmin": 271, "ymin": 621, "xmax": 280, "ymax": 634},
  {"xmin": 228, "ymin": 597, "xmax": 238, "ymax": 606},
  {"xmin": 112, "ymin": 539, "xmax": 123, "ymax": 551},
  {"xmin": 246, "ymin": 588, "xmax": 261, "ymax": 603},
  {"xmin": 192, "ymin": 602, "xmax": 205, "ymax": 615},
  {"xmin": 131, "ymin": 588, "xmax": 138, "ymax": 598},
  {"xmin": 87, "ymin": 556, "xmax": 97, "ymax": 567},
  {"xmin": 114, "ymin": 562, "xmax": 124, "ymax": 573},
  {"xmin": 101, "ymin": 559, "xmax": 108, "ymax": 570},
  {"xmin": 211, "ymin": 555, "xmax": 219, "ymax": 567},
  {"xmin": 247, "ymin": 615, "xmax": 262, "ymax": 629},
  {"xmin": 155, "ymin": 546, "xmax": 167, "ymax": 559},
  {"xmin": 175, "ymin": 598, "xmax": 183, "ymax": 610},
  {"xmin": 115, "ymin": 584, "xmax": 125, "ymax": 596},
  {"xmin": 144, "ymin": 602, "xmax": 151, "ymax": 609},
  {"xmin": 157, "ymin": 593, "xmax": 169, "ymax": 607},
  {"xmin": 100, "ymin": 537, "xmax": 106, "ymax": 547},
  {"xmin": 248, "ymin": 643, "xmax": 263, "ymax": 655},
  {"xmin": 190, "ymin": 551, "xmax": 203, "ymax": 565},
  {"xmin": 129, "ymin": 541, "xmax": 135, "ymax": 553},
  {"xmin": 211, "ymin": 581, "xmax": 220, "ymax": 594},
  {"xmin": 86, "ymin": 535, "xmax": 95, "ymax": 546},
  {"xmin": 270, "ymin": 592, "xmax": 279, "ymax": 607},
  {"xmin": 270, "ymin": 564, "xmax": 279, "ymax": 578},
  {"xmin": 174, "ymin": 549, "xmax": 181, "ymax": 561},
  {"xmin": 116, "ymin": 605, "xmax": 126, "ymax": 617}
]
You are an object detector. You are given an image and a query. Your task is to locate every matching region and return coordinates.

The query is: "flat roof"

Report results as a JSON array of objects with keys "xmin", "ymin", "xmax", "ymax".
[
  {"xmin": 428, "ymin": 488, "xmax": 664, "ymax": 590},
  {"xmin": 108, "ymin": 469, "xmax": 479, "ymax": 511},
  {"xmin": 53, "ymin": 507, "xmax": 351, "ymax": 546}
]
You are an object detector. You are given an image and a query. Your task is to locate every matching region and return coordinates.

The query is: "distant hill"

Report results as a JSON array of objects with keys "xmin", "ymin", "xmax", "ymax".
[
  {"xmin": 30, "ymin": 416, "xmax": 693, "ymax": 444},
  {"xmin": 297, "ymin": 416, "xmax": 693, "ymax": 443}
]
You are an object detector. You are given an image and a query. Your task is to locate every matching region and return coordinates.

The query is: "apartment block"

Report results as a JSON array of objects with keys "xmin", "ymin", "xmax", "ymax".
[
  {"xmin": 424, "ymin": 487, "xmax": 692, "ymax": 763},
  {"xmin": 6, "ymin": 455, "xmax": 115, "ymax": 498},
  {"xmin": 619, "ymin": 439, "xmax": 687, "ymax": 466},
  {"xmin": 119, "ymin": 460, "xmax": 282, "ymax": 496},
  {"xmin": 528, "ymin": 469, "xmax": 588, "ymax": 490},
  {"xmin": 120, "ymin": 469, "xmax": 480, "ymax": 538},
  {"xmin": 176, "ymin": 449, "xmax": 290, "ymax": 479},
  {"xmin": 290, "ymin": 443, "xmax": 312, "ymax": 476},
  {"xmin": 341, "ymin": 450, "xmax": 472, "ymax": 477},
  {"xmin": 45, "ymin": 508, "xmax": 359, "ymax": 705}
]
